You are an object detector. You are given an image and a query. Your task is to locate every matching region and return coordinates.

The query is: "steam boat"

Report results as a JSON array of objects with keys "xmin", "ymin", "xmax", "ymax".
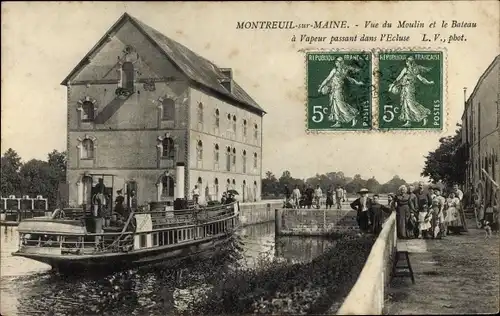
[{"xmin": 12, "ymin": 174, "xmax": 240, "ymax": 273}]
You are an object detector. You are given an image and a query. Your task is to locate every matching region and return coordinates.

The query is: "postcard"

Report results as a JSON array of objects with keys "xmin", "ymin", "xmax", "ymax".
[{"xmin": 1, "ymin": 1, "xmax": 499, "ymax": 315}]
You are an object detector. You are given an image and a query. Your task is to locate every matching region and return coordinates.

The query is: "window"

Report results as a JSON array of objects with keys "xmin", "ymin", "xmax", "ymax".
[
  {"xmin": 162, "ymin": 98, "xmax": 175, "ymax": 121},
  {"xmin": 243, "ymin": 180, "xmax": 247, "ymax": 202},
  {"xmin": 253, "ymin": 152, "xmax": 258, "ymax": 169},
  {"xmin": 226, "ymin": 179, "xmax": 231, "ymax": 190},
  {"xmin": 243, "ymin": 120, "xmax": 247, "ymax": 139},
  {"xmin": 214, "ymin": 144, "xmax": 220, "ymax": 169},
  {"xmin": 214, "ymin": 178, "xmax": 219, "ymax": 200},
  {"xmin": 81, "ymin": 101, "xmax": 94, "ymax": 121},
  {"xmin": 161, "ymin": 175, "xmax": 175, "ymax": 198},
  {"xmin": 254, "ymin": 124, "xmax": 259, "ymax": 142},
  {"xmin": 162, "ymin": 137, "xmax": 175, "ymax": 159},
  {"xmin": 196, "ymin": 140, "xmax": 203, "ymax": 168},
  {"xmin": 81, "ymin": 139, "xmax": 94, "ymax": 159},
  {"xmin": 122, "ymin": 62, "xmax": 135, "ymax": 92},
  {"xmin": 215, "ymin": 109, "xmax": 220, "ymax": 130},
  {"xmin": 197, "ymin": 103, "xmax": 204, "ymax": 130},
  {"xmin": 232, "ymin": 148, "xmax": 236, "ymax": 171},
  {"xmin": 242, "ymin": 150, "xmax": 247, "ymax": 173},
  {"xmin": 232, "ymin": 179, "xmax": 236, "ymax": 187},
  {"xmin": 226, "ymin": 147, "xmax": 231, "ymax": 171},
  {"xmin": 140, "ymin": 234, "xmax": 147, "ymax": 248},
  {"xmin": 232, "ymin": 115, "xmax": 237, "ymax": 135}
]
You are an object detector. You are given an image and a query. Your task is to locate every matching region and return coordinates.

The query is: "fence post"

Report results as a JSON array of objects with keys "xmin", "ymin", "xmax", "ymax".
[{"xmin": 275, "ymin": 209, "xmax": 282, "ymax": 236}]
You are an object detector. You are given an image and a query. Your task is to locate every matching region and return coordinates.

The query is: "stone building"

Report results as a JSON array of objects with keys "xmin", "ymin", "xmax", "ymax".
[
  {"xmin": 461, "ymin": 54, "xmax": 500, "ymax": 206},
  {"xmin": 62, "ymin": 13, "xmax": 265, "ymax": 207}
]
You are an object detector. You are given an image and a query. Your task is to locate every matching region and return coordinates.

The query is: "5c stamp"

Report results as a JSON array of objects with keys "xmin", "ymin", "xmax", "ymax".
[
  {"xmin": 378, "ymin": 51, "xmax": 443, "ymax": 130},
  {"xmin": 306, "ymin": 52, "xmax": 372, "ymax": 131}
]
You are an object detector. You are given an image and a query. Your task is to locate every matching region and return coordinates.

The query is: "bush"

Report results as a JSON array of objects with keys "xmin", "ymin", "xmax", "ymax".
[{"xmin": 188, "ymin": 235, "xmax": 375, "ymax": 315}]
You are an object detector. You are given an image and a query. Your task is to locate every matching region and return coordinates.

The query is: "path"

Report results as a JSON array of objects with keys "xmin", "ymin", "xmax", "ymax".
[{"xmin": 384, "ymin": 219, "xmax": 499, "ymax": 315}]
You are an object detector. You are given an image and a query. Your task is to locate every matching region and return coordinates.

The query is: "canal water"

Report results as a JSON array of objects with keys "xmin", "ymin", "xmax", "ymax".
[{"xmin": 0, "ymin": 223, "xmax": 337, "ymax": 316}]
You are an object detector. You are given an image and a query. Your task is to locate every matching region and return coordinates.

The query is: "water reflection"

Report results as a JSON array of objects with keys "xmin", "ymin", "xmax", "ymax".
[{"xmin": 1, "ymin": 223, "xmax": 338, "ymax": 315}]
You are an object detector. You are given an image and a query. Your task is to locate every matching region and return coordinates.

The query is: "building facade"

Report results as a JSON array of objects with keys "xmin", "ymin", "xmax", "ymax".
[
  {"xmin": 461, "ymin": 54, "xmax": 500, "ymax": 207},
  {"xmin": 63, "ymin": 13, "xmax": 265, "ymax": 207}
]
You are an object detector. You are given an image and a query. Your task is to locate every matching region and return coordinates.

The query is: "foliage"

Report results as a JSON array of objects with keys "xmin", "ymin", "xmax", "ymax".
[
  {"xmin": 189, "ymin": 235, "xmax": 376, "ymax": 315},
  {"xmin": 262, "ymin": 169, "xmax": 412, "ymax": 198},
  {"xmin": 421, "ymin": 126, "xmax": 466, "ymax": 186},
  {"xmin": 0, "ymin": 148, "xmax": 67, "ymax": 208},
  {"xmin": 0, "ymin": 148, "xmax": 23, "ymax": 196}
]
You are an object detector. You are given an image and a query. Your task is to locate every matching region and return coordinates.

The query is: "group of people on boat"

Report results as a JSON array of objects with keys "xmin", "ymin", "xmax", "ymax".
[
  {"xmin": 283, "ymin": 184, "xmax": 348, "ymax": 209},
  {"xmin": 348, "ymin": 183, "xmax": 468, "ymax": 238}
]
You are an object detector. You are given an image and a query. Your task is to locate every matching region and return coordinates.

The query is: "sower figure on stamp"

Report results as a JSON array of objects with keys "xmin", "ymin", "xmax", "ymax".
[
  {"xmin": 317, "ymin": 57, "xmax": 364, "ymax": 127},
  {"xmin": 388, "ymin": 56, "xmax": 434, "ymax": 127},
  {"xmin": 350, "ymin": 188, "xmax": 372, "ymax": 234}
]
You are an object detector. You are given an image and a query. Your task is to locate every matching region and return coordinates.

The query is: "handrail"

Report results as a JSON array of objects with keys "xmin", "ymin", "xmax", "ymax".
[
  {"xmin": 337, "ymin": 212, "xmax": 397, "ymax": 315},
  {"xmin": 17, "ymin": 214, "xmax": 237, "ymax": 237}
]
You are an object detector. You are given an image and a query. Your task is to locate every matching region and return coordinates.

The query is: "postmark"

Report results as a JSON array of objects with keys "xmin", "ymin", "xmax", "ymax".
[
  {"xmin": 378, "ymin": 51, "xmax": 443, "ymax": 130},
  {"xmin": 306, "ymin": 51, "xmax": 372, "ymax": 131}
]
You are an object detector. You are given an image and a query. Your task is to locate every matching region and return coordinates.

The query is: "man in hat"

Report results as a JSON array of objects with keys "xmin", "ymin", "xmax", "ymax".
[{"xmin": 350, "ymin": 188, "xmax": 372, "ymax": 234}]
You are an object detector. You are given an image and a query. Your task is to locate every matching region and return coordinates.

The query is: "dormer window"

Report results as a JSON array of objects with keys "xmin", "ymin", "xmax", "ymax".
[{"xmin": 220, "ymin": 68, "xmax": 233, "ymax": 93}]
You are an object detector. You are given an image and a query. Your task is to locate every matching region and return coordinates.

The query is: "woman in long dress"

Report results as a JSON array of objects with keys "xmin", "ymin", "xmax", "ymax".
[
  {"xmin": 392, "ymin": 185, "xmax": 412, "ymax": 239},
  {"xmin": 318, "ymin": 57, "xmax": 364, "ymax": 127},
  {"xmin": 431, "ymin": 187, "xmax": 446, "ymax": 238},
  {"xmin": 388, "ymin": 56, "xmax": 435, "ymax": 127},
  {"xmin": 445, "ymin": 192, "xmax": 461, "ymax": 234}
]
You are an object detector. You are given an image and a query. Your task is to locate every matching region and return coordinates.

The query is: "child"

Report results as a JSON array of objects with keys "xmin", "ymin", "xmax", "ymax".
[
  {"xmin": 368, "ymin": 194, "xmax": 392, "ymax": 235},
  {"xmin": 419, "ymin": 204, "xmax": 432, "ymax": 239},
  {"xmin": 482, "ymin": 219, "xmax": 492, "ymax": 238}
]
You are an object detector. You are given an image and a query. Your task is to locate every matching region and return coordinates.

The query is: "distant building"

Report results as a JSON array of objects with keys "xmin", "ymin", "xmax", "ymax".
[
  {"xmin": 461, "ymin": 54, "xmax": 499, "ymax": 207},
  {"xmin": 62, "ymin": 13, "xmax": 265, "ymax": 207}
]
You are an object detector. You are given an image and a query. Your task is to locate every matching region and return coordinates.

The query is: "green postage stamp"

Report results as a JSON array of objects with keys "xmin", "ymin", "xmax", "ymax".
[
  {"xmin": 306, "ymin": 52, "xmax": 372, "ymax": 131},
  {"xmin": 378, "ymin": 51, "xmax": 443, "ymax": 130}
]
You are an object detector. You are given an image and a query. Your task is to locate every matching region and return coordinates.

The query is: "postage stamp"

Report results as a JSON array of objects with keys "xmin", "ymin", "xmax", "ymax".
[
  {"xmin": 306, "ymin": 51, "xmax": 372, "ymax": 131},
  {"xmin": 377, "ymin": 51, "xmax": 443, "ymax": 130}
]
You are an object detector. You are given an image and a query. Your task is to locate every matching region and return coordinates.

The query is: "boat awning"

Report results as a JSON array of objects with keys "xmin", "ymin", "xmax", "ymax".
[{"xmin": 17, "ymin": 218, "xmax": 87, "ymax": 235}]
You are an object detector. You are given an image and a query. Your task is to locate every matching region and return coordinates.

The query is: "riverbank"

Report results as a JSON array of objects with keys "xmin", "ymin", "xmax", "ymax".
[
  {"xmin": 384, "ymin": 220, "xmax": 500, "ymax": 315},
  {"xmin": 189, "ymin": 234, "xmax": 375, "ymax": 315}
]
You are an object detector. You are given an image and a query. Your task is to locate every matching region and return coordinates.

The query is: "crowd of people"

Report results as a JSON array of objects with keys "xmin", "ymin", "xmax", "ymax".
[
  {"xmin": 283, "ymin": 184, "xmax": 348, "ymax": 209},
  {"xmin": 349, "ymin": 182, "xmax": 468, "ymax": 239}
]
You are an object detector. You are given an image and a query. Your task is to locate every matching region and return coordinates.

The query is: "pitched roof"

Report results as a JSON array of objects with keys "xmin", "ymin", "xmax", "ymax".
[{"xmin": 61, "ymin": 13, "xmax": 265, "ymax": 115}]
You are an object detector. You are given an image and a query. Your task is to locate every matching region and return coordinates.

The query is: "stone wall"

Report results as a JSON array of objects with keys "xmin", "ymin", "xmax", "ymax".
[
  {"xmin": 276, "ymin": 208, "xmax": 360, "ymax": 236},
  {"xmin": 239, "ymin": 200, "xmax": 282, "ymax": 226}
]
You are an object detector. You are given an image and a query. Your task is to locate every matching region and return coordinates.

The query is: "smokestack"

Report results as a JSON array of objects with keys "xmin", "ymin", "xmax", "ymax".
[{"xmin": 176, "ymin": 162, "xmax": 185, "ymax": 199}]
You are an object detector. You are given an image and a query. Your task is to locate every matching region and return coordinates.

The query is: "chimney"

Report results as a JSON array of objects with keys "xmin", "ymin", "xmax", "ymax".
[{"xmin": 220, "ymin": 68, "xmax": 233, "ymax": 93}]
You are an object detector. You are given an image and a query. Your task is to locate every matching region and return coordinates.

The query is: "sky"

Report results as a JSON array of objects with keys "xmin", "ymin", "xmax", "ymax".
[{"xmin": 1, "ymin": 1, "xmax": 499, "ymax": 183}]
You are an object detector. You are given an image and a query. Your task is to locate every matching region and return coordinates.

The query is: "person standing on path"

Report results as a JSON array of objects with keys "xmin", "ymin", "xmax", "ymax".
[
  {"xmin": 314, "ymin": 185, "xmax": 323, "ymax": 209},
  {"xmin": 369, "ymin": 194, "xmax": 393, "ymax": 235},
  {"xmin": 431, "ymin": 186, "xmax": 446, "ymax": 238},
  {"xmin": 392, "ymin": 185, "xmax": 412, "ymax": 239},
  {"xmin": 284, "ymin": 185, "xmax": 291, "ymax": 204},
  {"xmin": 291, "ymin": 185, "xmax": 301, "ymax": 209},
  {"xmin": 304, "ymin": 184, "xmax": 315, "ymax": 209},
  {"xmin": 335, "ymin": 186, "xmax": 344, "ymax": 209},
  {"xmin": 326, "ymin": 185, "xmax": 334, "ymax": 209},
  {"xmin": 350, "ymin": 188, "xmax": 372, "ymax": 234}
]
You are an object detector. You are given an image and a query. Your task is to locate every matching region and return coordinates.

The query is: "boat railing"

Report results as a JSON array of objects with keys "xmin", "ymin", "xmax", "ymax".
[{"xmin": 18, "ymin": 206, "xmax": 239, "ymax": 255}]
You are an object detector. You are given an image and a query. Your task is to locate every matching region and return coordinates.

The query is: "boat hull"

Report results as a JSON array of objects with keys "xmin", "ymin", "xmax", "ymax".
[{"xmin": 12, "ymin": 233, "xmax": 234, "ymax": 273}]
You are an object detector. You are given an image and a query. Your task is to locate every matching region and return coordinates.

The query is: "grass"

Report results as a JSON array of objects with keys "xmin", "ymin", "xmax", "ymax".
[{"xmin": 187, "ymin": 234, "xmax": 376, "ymax": 315}]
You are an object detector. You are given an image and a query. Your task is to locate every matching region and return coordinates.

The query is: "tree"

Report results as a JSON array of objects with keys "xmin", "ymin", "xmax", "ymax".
[
  {"xmin": 1, "ymin": 148, "xmax": 23, "ymax": 196},
  {"xmin": 380, "ymin": 175, "xmax": 408, "ymax": 193},
  {"xmin": 421, "ymin": 126, "xmax": 466, "ymax": 186},
  {"xmin": 366, "ymin": 177, "xmax": 381, "ymax": 193}
]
